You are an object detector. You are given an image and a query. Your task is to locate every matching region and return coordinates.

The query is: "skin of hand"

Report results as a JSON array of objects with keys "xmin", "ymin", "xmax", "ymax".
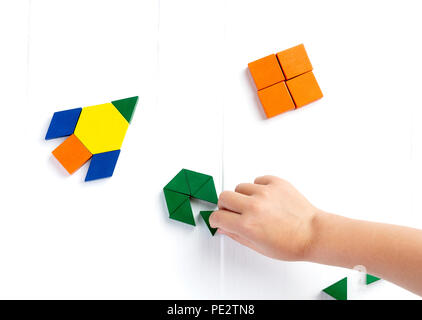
[
  {"xmin": 209, "ymin": 175, "xmax": 422, "ymax": 296},
  {"xmin": 209, "ymin": 175, "xmax": 318, "ymax": 261}
]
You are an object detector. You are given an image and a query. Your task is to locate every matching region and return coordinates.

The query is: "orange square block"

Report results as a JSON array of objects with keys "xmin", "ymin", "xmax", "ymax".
[
  {"xmin": 257, "ymin": 82, "xmax": 295, "ymax": 118},
  {"xmin": 248, "ymin": 54, "xmax": 285, "ymax": 90},
  {"xmin": 286, "ymin": 71, "xmax": 323, "ymax": 108},
  {"xmin": 276, "ymin": 44, "xmax": 313, "ymax": 80},
  {"xmin": 52, "ymin": 134, "xmax": 92, "ymax": 174}
]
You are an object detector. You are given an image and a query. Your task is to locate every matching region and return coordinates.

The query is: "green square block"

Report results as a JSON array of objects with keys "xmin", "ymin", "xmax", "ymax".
[
  {"xmin": 323, "ymin": 277, "xmax": 347, "ymax": 300},
  {"xmin": 200, "ymin": 211, "xmax": 217, "ymax": 236}
]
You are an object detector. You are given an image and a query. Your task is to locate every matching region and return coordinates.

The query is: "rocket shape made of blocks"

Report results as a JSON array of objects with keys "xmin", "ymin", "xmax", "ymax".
[{"xmin": 45, "ymin": 96, "xmax": 138, "ymax": 181}]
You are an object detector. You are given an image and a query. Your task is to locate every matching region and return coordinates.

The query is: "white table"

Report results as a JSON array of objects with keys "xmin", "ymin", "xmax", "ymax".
[{"xmin": 0, "ymin": 0, "xmax": 420, "ymax": 299}]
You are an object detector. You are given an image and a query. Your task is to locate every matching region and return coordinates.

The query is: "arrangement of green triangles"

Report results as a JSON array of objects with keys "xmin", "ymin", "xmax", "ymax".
[
  {"xmin": 163, "ymin": 169, "xmax": 218, "ymax": 228},
  {"xmin": 323, "ymin": 277, "xmax": 347, "ymax": 300},
  {"xmin": 366, "ymin": 274, "xmax": 381, "ymax": 285},
  {"xmin": 322, "ymin": 274, "xmax": 381, "ymax": 299}
]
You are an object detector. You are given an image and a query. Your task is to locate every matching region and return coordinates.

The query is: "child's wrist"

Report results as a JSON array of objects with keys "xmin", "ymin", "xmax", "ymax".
[{"xmin": 303, "ymin": 208, "xmax": 328, "ymax": 262}]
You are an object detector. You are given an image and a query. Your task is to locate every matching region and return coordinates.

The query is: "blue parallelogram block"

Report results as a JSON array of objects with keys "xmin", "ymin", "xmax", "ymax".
[
  {"xmin": 85, "ymin": 150, "xmax": 121, "ymax": 181},
  {"xmin": 45, "ymin": 108, "xmax": 82, "ymax": 140}
]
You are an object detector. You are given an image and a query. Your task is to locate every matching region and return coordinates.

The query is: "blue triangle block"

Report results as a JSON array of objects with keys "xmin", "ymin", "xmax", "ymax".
[
  {"xmin": 85, "ymin": 150, "xmax": 121, "ymax": 181},
  {"xmin": 45, "ymin": 108, "xmax": 82, "ymax": 140}
]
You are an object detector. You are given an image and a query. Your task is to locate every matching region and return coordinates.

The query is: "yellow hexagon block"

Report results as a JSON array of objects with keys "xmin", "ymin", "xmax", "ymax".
[{"xmin": 74, "ymin": 103, "xmax": 129, "ymax": 154}]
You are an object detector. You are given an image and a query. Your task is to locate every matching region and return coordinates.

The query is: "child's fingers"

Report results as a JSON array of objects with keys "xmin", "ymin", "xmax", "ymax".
[
  {"xmin": 218, "ymin": 229, "xmax": 258, "ymax": 251},
  {"xmin": 235, "ymin": 183, "xmax": 264, "ymax": 196},
  {"xmin": 254, "ymin": 175, "xmax": 277, "ymax": 185},
  {"xmin": 209, "ymin": 209, "xmax": 242, "ymax": 235},
  {"xmin": 218, "ymin": 190, "xmax": 250, "ymax": 213}
]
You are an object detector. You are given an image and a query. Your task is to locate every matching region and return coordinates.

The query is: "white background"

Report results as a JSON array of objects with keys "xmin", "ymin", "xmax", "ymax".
[{"xmin": 0, "ymin": 0, "xmax": 421, "ymax": 299}]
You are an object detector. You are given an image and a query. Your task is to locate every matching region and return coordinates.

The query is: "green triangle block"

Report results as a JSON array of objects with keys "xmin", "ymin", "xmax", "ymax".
[
  {"xmin": 192, "ymin": 178, "xmax": 218, "ymax": 204},
  {"xmin": 164, "ymin": 169, "xmax": 190, "ymax": 195},
  {"xmin": 170, "ymin": 199, "xmax": 195, "ymax": 226},
  {"xmin": 111, "ymin": 96, "xmax": 138, "ymax": 123},
  {"xmin": 185, "ymin": 169, "xmax": 212, "ymax": 195},
  {"xmin": 200, "ymin": 211, "xmax": 217, "ymax": 236},
  {"xmin": 163, "ymin": 188, "xmax": 189, "ymax": 214},
  {"xmin": 323, "ymin": 277, "xmax": 347, "ymax": 300},
  {"xmin": 366, "ymin": 274, "xmax": 381, "ymax": 285}
]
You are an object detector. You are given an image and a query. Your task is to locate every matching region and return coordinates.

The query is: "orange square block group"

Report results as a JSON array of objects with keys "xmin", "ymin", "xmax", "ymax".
[{"xmin": 248, "ymin": 44, "xmax": 323, "ymax": 118}]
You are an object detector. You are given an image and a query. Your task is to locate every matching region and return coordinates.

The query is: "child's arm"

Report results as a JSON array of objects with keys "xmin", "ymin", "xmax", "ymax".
[{"xmin": 209, "ymin": 175, "xmax": 422, "ymax": 296}]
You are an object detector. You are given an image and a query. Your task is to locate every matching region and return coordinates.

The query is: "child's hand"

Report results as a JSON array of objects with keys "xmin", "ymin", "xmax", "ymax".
[
  {"xmin": 210, "ymin": 175, "xmax": 422, "ymax": 296},
  {"xmin": 209, "ymin": 176, "xmax": 319, "ymax": 261}
]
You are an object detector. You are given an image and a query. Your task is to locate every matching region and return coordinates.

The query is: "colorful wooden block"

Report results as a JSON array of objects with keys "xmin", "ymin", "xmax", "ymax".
[
  {"xmin": 164, "ymin": 169, "xmax": 191, "ymax": 195},
  {"xmin": 85, "ymin": 150, "xmax": 121, "ymax": 181},
  {"xmin": 366, "ymin": 274, "xmax": 381, "ymax": 285},
  {"xmin": 286, "ymin": 71, "xmax": 323, "ymax": 108},
  {"xmin": 171, "ymin": 199, "xmax": 196, "ymax": 226},
  {"xmin": 45, "ymin": 108, "xmax": 82, "ymax": 140},
  {"xmin": 164, "ymin": 188, "xmax": 190, "ymax": 214},
  {"xmin": 257, "ymin": 82, "xmax": 295, "ymax": 118},
  {"xmin": 248, "ymin": 44, "xmax": 322, "ymax": 118},
  {"xmin": 323, "ymin": 277, "xmax": 347, "ymax": 300},
  {"xmin": 248, "ymin": 54, "xmax": 285, "ymax": 90},
  {"xmin": 200, "ymin": 211, "xmax": 217, "ymax": 236},
  {"xmin": 46, "ymin": 97, "xmax": 138, "ymax": 181},
  {"xmin": 52, "ymin": 134, "xmax": 92, "ymax": 174},
  {"xmin": 276, "ymin": 44, "xmax": 313, "ymax": 80},
  {"xmin": 111, "ymin": 96, "xmax": 138, "ymax": 123},
  {"xmin": 192, "ymin": 178, "xmax": 218, "ymax": 204},
  {"xmin": 184, "ymin": 169, "xmax": 212, "ymax": 195},
  {"xmin": 74, "ymin": 103, "xmax": 129, "ymax": 154},
  {"xmin": 163, "ymin": 169, "xmax": 218, "ymax": 227}
]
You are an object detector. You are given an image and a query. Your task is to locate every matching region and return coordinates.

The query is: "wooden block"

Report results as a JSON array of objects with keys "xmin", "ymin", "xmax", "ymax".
[
  {"xmin": 322, "ymin": 277, "xmax": 347, "ymax": 300},
  {"xmin": 184, "ymin": 169, "xmax": 212, "ymax": 195},
  {"xmin": 366, "ymin": 274, "xmax": 381, "ymax": 285},
  {"xmin": 276, "ymin": 44, "xmax": 313, "ymax": 80},
  {"xmin": 257, "ymin": 82, "xmax": 295, "ymax": 118},
  {"xmin": 192, "ymin": 178, "xmax": 218, "ymax": 204},
  {"xmin": 74, "ymin": 103, "xmax": 129, "ymax": 154},
  {"xmin": 248, "ymin": 54, "xmax": 285, "ymax": 90},
  {"xmin": 170, "ymin": 198, "xmax": 196, "ymax": 226},
  {"xmin": 164, "ymin": 169, "xmax": 191, "ymax": 195},
  {"xmin": 200, "ymin": 211, "xmax": 217, "ymax": 236},
  {"xmin": 45, "ymin": 108, "xmax": 82, "ymax": 140},
  {"xmin": 85, "ymin": 150, "xmax": 121, "ymax": 181},
  {"xmin": 111, "ymin": 96, "xmax": 138, "ymax": 123},
  {"xmin": 163, "ymin": 169, "xmax": 219, "ymax": 227},
  {"xmin": 163, "ymin": 188, "xmax": 190, "ymax": 214},
  {"xmin": 52, "ymin": 134, "xmax": 92, "ymax": 174},
  {"xmin": 286, "ymin": 71, "xmax": 323, "ymax": 108}
]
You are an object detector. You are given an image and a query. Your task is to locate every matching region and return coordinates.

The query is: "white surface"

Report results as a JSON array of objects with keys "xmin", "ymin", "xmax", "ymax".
[{"xmin": 0, "ymin": 0, "xmax": 420, "ymax": 299}]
